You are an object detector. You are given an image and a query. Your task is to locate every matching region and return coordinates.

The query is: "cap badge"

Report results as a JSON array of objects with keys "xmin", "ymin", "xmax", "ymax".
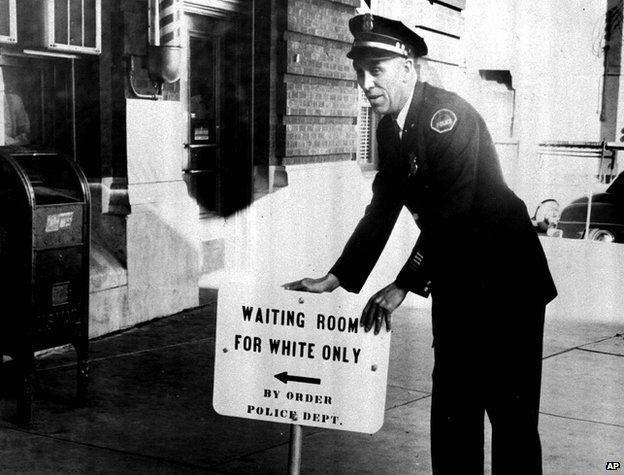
[
  {"xmin": 430, "ymin": 108, "xmax": 457, "ymax": 134},
  {"xmin": 363, "ymin": 13, "xmax": 374, "ymax": 32}
]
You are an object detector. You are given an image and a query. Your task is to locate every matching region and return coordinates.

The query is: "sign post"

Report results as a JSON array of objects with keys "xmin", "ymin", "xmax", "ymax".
[
  {"xmin": 213, "ymin": 280, "xmax": 392, "ymax": 466},
  {"xmin": 288, "ymin": 424, "xmax": 303, "ymax": 475}
]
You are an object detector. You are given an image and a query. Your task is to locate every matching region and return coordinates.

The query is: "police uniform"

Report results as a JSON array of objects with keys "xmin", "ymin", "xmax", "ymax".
[{"xmin": 331, "ymin": 14, "xmax": 557, "ymax": 474}]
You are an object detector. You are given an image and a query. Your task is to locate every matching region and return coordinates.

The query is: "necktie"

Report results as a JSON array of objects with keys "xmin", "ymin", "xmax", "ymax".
[{"xmin": 390, "ymin": 119, "xmax": 401, "ymax": 153}]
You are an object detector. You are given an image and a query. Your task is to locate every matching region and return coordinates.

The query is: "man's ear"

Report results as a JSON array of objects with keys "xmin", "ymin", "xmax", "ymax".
[{"xmin": 403, "ymin": 57, "xmax": 416, "ymax": 80}]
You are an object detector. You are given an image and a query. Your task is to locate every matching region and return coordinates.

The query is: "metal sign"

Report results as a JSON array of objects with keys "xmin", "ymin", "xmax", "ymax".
[{"xmin": 213, "ymin": 281, "xmax": 392, "ymax": 434}]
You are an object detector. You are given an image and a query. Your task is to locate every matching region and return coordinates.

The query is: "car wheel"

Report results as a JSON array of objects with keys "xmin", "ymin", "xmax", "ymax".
[{"xmin": 586, "ymin": 228, "xmax": 616, "ymax": 243}]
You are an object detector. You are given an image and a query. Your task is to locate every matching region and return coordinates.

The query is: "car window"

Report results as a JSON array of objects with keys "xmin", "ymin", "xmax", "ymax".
[{"xmin": 606, "ymin": 171, "xmax": 624, "ymax": 195}]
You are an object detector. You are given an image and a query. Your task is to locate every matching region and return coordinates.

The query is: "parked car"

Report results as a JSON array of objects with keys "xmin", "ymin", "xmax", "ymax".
[{"xmin": 555, "ymin": 171, "xmax": 624, "ymax": 243}]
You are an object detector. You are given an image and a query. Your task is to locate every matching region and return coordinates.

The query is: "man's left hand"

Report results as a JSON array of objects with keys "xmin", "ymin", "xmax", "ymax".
[{"xmin": 361, "ymin": 282, "xmax": 407, "ymax": 335}]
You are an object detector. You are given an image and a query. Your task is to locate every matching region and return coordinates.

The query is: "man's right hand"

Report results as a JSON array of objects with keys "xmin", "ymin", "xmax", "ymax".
[{"xmin": 282, "ymin": 273, "xmax": 340, "ymax": 293}]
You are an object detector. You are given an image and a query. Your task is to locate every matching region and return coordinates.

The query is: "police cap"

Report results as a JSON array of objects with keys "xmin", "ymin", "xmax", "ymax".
[{"xmin": 347, "ymin": 13, "xmax": 428, "ymax": 60}]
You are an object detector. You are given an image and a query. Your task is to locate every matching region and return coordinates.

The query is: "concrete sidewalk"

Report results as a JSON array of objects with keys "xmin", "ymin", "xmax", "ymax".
[{"xmin": 0, "ymin": 294, "xmax": 622, "ymax": 474}]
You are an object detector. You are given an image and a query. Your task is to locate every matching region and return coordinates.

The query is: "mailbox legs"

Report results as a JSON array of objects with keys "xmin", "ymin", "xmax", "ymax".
[
  {"xmin": 16, "ymin": 349, "xmax": 34, "ymax": 427},
  {"xmin": 75, "ymin": 340, "xmax": 89, "ymax": 405}
]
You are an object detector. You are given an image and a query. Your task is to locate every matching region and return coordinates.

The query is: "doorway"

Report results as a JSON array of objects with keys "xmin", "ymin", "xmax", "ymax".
[{"xmin": 183, "ymin": 10, "xmax": 252, "ymax": 217}]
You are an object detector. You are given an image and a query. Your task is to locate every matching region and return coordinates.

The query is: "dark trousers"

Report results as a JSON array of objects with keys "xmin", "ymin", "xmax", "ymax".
[{"xmin": 429, "ymin": 297, "xmax": 546, "ymax": 474}]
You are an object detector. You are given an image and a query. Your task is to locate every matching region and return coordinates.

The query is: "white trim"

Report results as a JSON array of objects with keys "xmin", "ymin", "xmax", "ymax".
[
  {"xmin": 22, "ymin": 49, "xmax": 79, "ymax": 59},
  {"xmin": 0, "ymin": 0, "xmax": 17, "ymax": 44},
  {"xmin": 44, "ymin": 0, "xmax": 102, "ymax": 55},
  {"xmin": 353, "ymin": 40, "xmax": 407, "ymax": 56}
]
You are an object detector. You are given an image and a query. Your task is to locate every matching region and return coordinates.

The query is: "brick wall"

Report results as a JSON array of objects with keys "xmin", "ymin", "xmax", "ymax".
[
  {"xmin": 278, "ymin": 0, "xmax": 359, "ymax": 165},
  {"xmin": 284, "ymin": 75, "xmax": 358, "ymax": 116}
]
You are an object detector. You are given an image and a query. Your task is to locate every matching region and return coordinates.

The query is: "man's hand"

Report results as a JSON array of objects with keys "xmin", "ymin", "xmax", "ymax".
[
  {"xmin": 361, "ymin": 282, "xmax": 407, "ymax": 334},
  {"xmin": 282, "ymin": 273, "xmax": 341, "ymax": 293}
]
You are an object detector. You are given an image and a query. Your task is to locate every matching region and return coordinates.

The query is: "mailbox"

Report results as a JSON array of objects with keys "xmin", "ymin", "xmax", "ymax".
[{"xmin": 0, "ymin": 147, "xmax": 90, "ymax": 424}]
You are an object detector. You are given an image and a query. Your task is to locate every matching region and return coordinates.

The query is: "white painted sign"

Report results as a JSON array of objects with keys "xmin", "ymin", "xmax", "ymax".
[
  {"xmin": 213, "ymin": 281, "xmax": 392, "ymax": 434},
  {"xmin": 45, "ymin": 212, "xmax": 74, "ymax": 232}
]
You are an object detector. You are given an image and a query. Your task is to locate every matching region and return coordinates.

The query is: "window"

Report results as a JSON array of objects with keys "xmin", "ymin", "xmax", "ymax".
[
  {"xmin": 357, "ymin": 88, "xmax": 373, "ymax": 164},
  {"xmin": 0, "ymin": 0, "xmax": 17, "ymax": 44},
  {"xmin": 44, "ymin": 0, "xmax": 101, "ymax": 55},
  {"xmin": 0, "ymin": 60, "xmax": 74, "ymax": 156}
]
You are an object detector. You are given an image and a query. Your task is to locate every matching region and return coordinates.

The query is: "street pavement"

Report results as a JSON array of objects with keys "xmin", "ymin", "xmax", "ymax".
[{"xmin": 0, "ymin": 291, "xmax": 622, "ymax": 474}]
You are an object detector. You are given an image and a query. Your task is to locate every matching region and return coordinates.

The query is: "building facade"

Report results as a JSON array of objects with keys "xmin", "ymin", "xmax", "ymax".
[{"xmin": 0, "ymin": 0, "xmax": 621, "ymax": 336}]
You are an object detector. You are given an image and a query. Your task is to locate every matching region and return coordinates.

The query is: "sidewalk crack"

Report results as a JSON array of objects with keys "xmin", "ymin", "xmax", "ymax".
[
  {"xmin": 386, "ymin": 394, "xmax": 432, "ymax": 411},
  {"xmin": 577, "ymin": 347, "xmax": 624, "ymax": 358},
  {"xmin": 540, "ymin": 411, "xmax": 624, "ymax": 429},
  {"xmin": 37, "ymin": 337, "xmax": 215, "ymax": 372},
  {"xmin": 543, "ymin": 332, "xmax": 622, "ymax": 361}
]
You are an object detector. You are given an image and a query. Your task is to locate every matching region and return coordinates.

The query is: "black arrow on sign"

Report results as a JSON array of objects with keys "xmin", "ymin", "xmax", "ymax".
[{"xmin": 274, "ymin": 371, "xmax": 321, "ymax": 385}]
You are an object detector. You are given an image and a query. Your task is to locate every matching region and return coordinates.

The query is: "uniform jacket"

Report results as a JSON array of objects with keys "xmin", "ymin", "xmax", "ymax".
[{"xmin": 330, "ymin": 82, "xmax": 557, "ymax": 306}]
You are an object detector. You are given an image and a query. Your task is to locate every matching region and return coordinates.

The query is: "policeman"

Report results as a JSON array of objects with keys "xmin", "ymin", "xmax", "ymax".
[{"xmin": 284, "ymin": 13, "xmax": 557, "ymax": 474}]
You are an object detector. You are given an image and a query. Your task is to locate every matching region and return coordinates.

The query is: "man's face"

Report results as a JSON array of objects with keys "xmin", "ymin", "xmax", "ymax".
[{"xmin": 353, "ymin": 56, "xmax": 413, "ymax": 116}]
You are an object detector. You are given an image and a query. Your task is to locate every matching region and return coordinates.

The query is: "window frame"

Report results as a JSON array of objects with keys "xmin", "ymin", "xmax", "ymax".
[
  {"xmin": 44, "ymin": 0, "xmax": 101, "ymax": 55},
  {"xmin": 0, "ymin": 0, "xmax": 18, "ymax": 45}
]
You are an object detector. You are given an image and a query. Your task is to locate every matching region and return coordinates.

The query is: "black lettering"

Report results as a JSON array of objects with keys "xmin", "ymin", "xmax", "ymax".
[
  {"xmin": 286, "ymin": 310, "xmax": 295, "ymax": 326},
  {"xmin": 242, "ymin": 307, "xmax": 306, "ymax": 328},
  {"xmin": 242, "ymin": 306, "xmax": 253, "ymax": 321},
  {"xmin": 255, "ymin": 307, "xmax": 264, "ymax": 323},
  {"xmin": 353, "ymin": 348, "xmax": 361, "ymax": 364},
  {"xmin": 269, "ymin": 339, "xmax": 280, "ymax": 354},
  {"xmin": 282, "ymin": 340, "xmax": 292, "ymax": 355},
  {"xmin": 263, "ymin": 389, "xmax": 279, "ymax": 399},
  {"xmin": 267, "ymin": 339, "xmax": 314, "ymax": 358},
  {"xmin": 317, "ymin": 315, "xmax": 359, "ymax": 333},
  {"xmin": 296, "ymin": 312, "xmax": 305, "ymax": 328},
  {"xmin": 322, "ymin": 345, "xmax": 361, "ymax": 363},
  {"xmin": 301, "ymin": 412, "xmax": 340, "ymax": 424},
  {"xmin": 234, "ymin": 335, "xmax": 261, "ymax": 352},
  {"xmin": 317, "ymin": 313, "xmax": 325, "ymax": 329},
  {"xmin": 271, "ymin": 308, "xmax": 280, "ymax": 323}
]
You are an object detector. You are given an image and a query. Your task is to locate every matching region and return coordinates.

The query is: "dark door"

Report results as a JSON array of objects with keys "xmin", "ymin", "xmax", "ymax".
[{"xmin": 184, "ymin": 12, "xmax": 252, "ymax": 216}]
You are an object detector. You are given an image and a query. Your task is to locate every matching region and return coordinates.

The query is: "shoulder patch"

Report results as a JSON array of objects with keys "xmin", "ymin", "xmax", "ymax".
[{"xmin": 430, "ymin": 108, "xmax": 457, "ymax": 134}]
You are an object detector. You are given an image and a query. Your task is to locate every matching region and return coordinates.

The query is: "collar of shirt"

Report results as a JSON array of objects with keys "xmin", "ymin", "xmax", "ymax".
[{"xmin": 395, "ymin": 87, "xmax": 415, "ymax": 139}]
